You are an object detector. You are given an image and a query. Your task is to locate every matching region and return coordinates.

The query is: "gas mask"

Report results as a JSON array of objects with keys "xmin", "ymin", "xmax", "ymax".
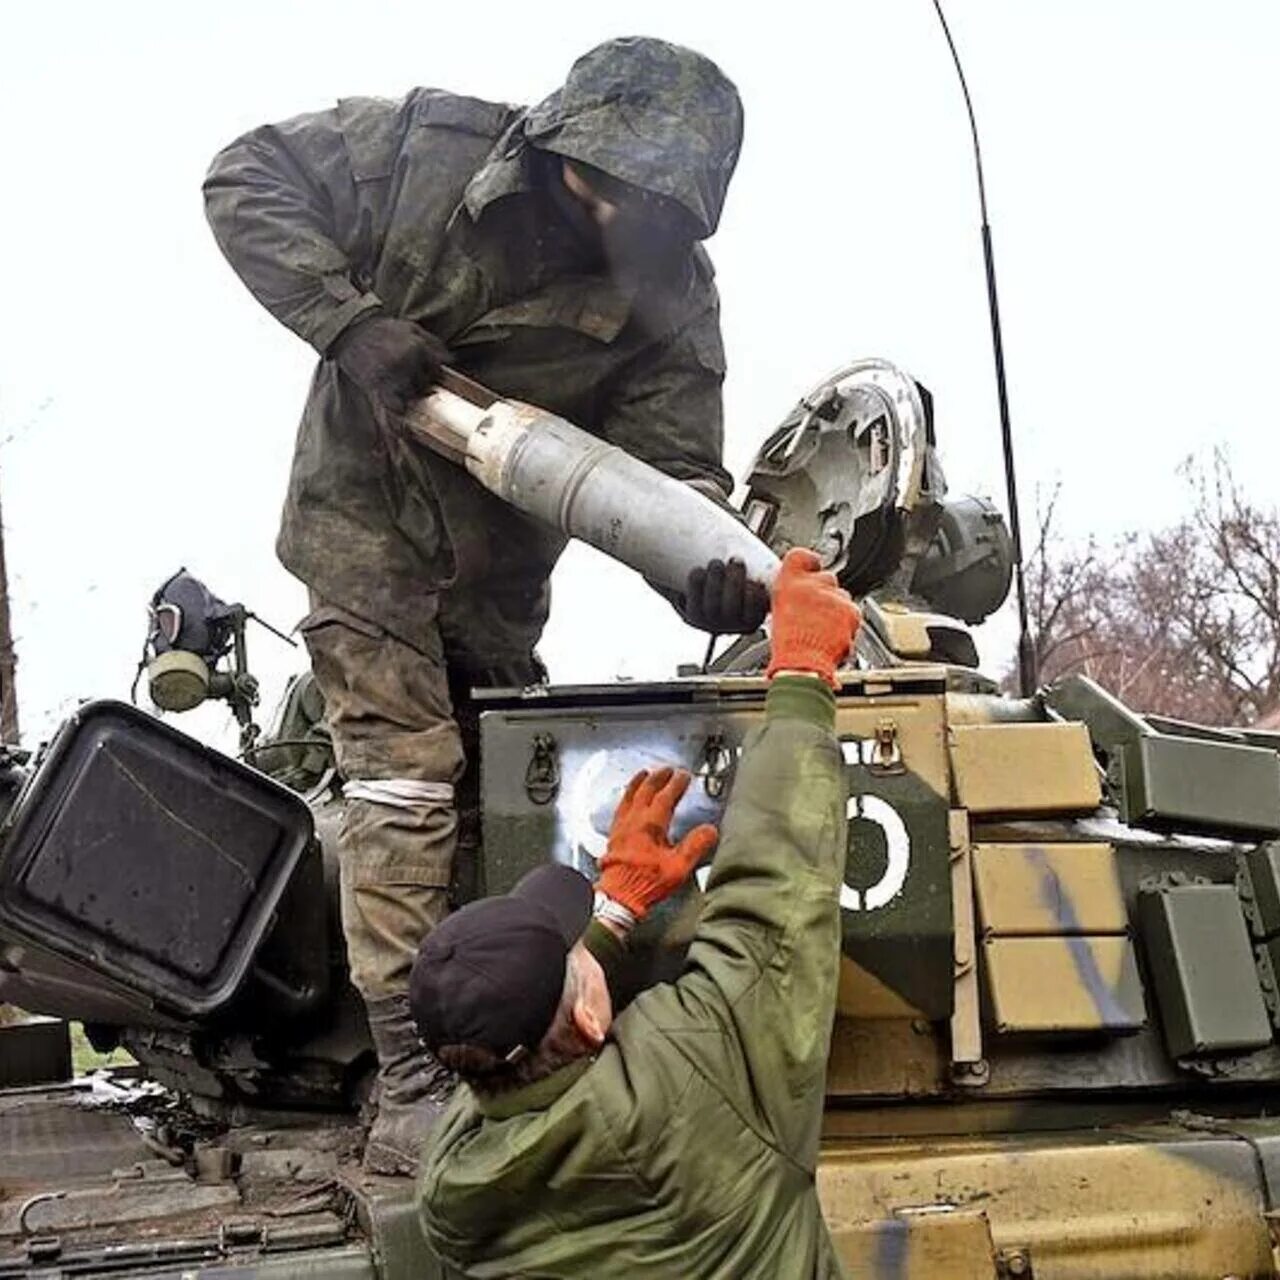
[
  {"xmin": 138, "ymin": 571, "xmax": 293, "ymax": 753},
  {"xmin": 144, "ymin": 571, "xmax": 238, "ymax": 713}
]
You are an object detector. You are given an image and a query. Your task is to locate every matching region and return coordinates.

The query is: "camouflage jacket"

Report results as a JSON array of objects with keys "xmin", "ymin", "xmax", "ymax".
[
  {"xmin": 203, "ymin": 41, "xmax": 741, "ymax": 654},
  {"xmin": 419, "ymin": 677, "xmax": 848, "ymax": 1279}
]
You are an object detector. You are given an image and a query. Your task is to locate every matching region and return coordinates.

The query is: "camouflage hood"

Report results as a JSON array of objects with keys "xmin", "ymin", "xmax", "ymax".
[{"xmin": 524, "ymin": 37, "xmax": 743, "ymax": 240}]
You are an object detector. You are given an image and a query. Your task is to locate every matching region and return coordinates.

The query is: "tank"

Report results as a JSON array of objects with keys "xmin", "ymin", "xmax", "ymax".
[{"xmin": 5, "ymin": 358, "xmax": 1280, "ymax": 1278}]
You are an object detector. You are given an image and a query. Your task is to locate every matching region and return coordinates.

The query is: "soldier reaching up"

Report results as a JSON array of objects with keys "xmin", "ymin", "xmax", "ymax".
[{"xmin": 413, "ymin": 548, "xmax": 859, "ymax": 1278}]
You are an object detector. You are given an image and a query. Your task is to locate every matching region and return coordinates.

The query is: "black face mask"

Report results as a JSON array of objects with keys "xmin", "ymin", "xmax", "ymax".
[
  {"xmin": 536, "ymin": 150, "xmax": 605, "ymax": 258},
  {"xmin": 535, "ymin": 150, "xmax": 696, "ymax": 289},
  {"xmin": 600, "ymin": 203, "xmax": 695, "ymax": 290}
]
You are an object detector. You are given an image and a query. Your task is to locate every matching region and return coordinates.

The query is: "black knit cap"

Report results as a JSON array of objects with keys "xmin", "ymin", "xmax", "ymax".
[{"xmin": 409, "ymin": 864, "xmax": 593, "ymax": 1061}]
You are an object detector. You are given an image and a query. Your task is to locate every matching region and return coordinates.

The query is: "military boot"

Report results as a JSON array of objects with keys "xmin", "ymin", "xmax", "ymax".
[{"xmin": 363, "ymin": 993, "xmax": 457, "ymax": 1176}]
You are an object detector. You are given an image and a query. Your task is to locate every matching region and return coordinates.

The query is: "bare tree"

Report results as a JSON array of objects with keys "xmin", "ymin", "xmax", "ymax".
[
  {"xmin": 1023, "ymin": 483, "xmax": 1107, "ymax": 676},
  {"xmin": 1013, "ymin": 455, "xmax": 1280, "ymax": 725}
]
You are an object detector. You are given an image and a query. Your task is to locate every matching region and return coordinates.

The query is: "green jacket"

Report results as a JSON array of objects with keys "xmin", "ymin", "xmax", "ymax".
[
  {"xmin": 203, "ymin": 39, "xmax": 741, "ymax": 657},
  {"xmin": 419, "ymin": 677, "xmax": 848, "ymax": 1278}
]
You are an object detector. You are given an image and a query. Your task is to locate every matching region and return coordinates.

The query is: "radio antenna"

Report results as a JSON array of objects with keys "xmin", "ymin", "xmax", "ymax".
[
  {"xmin": 931, "ymin": 0, "xmax": 1037, "ymax": 695},
  {"xmin": 0, "ymin": 472, "xmax": 18, "ymax": 743}
]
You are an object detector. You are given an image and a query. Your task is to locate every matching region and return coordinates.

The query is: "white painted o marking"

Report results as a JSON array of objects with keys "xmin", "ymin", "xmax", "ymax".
[{"xmin": 841, "ymin": 793, "xmax": 911, "ymax": 911}]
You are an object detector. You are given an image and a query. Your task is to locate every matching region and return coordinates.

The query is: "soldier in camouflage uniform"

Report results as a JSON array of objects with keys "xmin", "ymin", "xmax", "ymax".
[{"xmin": 203, "ymin": 37, "xmax": 762, "ymax": 1174}]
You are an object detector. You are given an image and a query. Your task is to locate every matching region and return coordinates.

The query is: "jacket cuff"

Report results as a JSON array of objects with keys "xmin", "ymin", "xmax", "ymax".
[
  {"xmin": 581, "ymin": 918, "xmax": 627, "ymax": 990},
  {"xmin": 766, "ymin": 674, "xmax": 836, "ymax": 731},
  {"xmin": 313, "ymin": 289, "xmax": 384, "ymax": 355}
]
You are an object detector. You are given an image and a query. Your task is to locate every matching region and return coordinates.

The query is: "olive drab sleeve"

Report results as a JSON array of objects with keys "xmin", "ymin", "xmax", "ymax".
[
  {"xmin": 600, "ymin": 302, "xmax": 735, "ymax": 499},
  {"xmin": 203, "ymin": 102, "xmax": 392, "ymax": 354},
  {"xmin": 665, "ymin": 678, "xmax": 847, "ymax": 1167}
]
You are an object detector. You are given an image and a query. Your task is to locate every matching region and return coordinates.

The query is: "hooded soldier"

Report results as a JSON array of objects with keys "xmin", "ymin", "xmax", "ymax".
[{"xmin": 204, "ymin": 36, "xmax": 762, "ymax": 1175}]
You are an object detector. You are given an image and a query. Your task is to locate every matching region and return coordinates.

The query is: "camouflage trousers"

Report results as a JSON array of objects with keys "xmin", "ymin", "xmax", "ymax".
[{"xmin": 302, "ymin": 570, "xmax": 554, "ymax": 1001}]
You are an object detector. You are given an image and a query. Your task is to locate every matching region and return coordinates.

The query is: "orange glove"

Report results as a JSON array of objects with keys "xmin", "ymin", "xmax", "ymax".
[
  {"xmin": 598, "ymin": 767, "xmax": 718, "ymax": 922},
  {"xmin": 764, "ymin": 547, "xmax": 861, "ymax": 688}
]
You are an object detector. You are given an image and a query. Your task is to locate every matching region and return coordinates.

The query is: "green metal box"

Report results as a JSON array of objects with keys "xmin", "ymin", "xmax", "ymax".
[
  {"xmin": 1138, "ymin": 883, "xmax": 1272, "ymax": 1059},
  {"xmin": 1121, "ymin": 737, "xmax": 1280, "ymax": 838},
  {"xmin": 478, "ymin": 671, "xmax": 956, "ymax": 1018}
]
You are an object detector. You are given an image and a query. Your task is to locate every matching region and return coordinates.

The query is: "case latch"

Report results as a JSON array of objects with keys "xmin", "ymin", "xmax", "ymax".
[{"xmin": 524, "ymin": 733, "xmax": 560, "ymax": 806}]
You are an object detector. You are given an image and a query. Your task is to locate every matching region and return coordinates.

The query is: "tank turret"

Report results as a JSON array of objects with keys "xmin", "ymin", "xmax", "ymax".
[{"xmin": 719, "ymin": 358, "xmax": 1012, "ymax": 679}]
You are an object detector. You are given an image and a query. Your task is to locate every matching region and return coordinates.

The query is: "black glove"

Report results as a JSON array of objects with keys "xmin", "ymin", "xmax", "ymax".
[
  {"xmin": 680, "ymin": 558, "xmax": 770, "ymax": 634},
  {"xmin": 330, "ymin": 314, "xmax": 450, "ymax": 415}
]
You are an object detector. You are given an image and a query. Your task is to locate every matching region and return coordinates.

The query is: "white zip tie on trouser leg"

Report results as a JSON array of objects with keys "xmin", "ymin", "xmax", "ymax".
[{"xmin": 342, "ymin": 778, "xmax": 456, "ymax": 810}]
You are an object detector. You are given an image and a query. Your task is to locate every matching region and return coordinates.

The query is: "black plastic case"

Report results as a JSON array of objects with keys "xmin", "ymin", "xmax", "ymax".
[{"xmin": 0, "ymin": 700, "xmax": 314, "ymax": 1021}]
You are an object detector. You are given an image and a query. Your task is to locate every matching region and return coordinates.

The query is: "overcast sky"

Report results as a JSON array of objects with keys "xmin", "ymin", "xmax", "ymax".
[{"xmin": 1, "ymin": 1, "xmax": 1277, "ymax": 750}]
